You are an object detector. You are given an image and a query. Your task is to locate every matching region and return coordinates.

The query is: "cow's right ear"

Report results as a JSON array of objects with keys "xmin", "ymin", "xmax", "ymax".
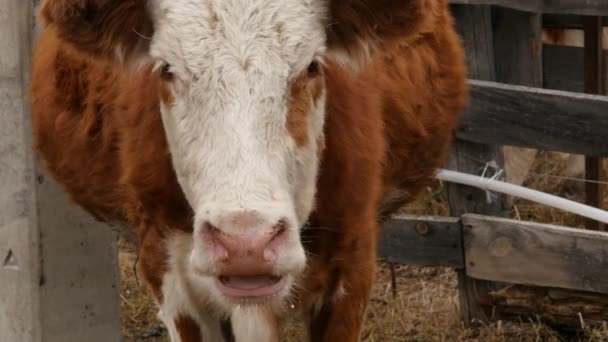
[{"xmin": 40, "ymin": 0, "xmax": 152, "ymax": 62}]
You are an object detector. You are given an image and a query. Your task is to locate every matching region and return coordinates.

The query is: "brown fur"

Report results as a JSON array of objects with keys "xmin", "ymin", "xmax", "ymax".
[
  {"xmin": 327, "ymin": 0, "xmax": 437, "ymax": 63},
  {"xmin": 29, "ymin": 0, "xmax": 468, "ymax": 340},
  {"xmin": 544, "ymin": 28, "xmax": 567, "ymax": 45},
  {"xmin": 286, "ymin": 70, "xmax": 325, "ymax": 147},
  {"xmin": 175, "ymin": 316, "xmax": 203, "ymax": 342},
  {"xmin": 159, "ymin": 80, "xmax": 175, "ymax": 106},
  {"xmin": 40, "ymin": 0, "xmax": 152, "ymax": 61}
]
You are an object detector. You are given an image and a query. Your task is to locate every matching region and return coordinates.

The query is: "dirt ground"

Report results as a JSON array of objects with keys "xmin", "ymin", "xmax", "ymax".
[{"xmin": 119, "ymin": 151, "xmax": 608, "ymax": 341}]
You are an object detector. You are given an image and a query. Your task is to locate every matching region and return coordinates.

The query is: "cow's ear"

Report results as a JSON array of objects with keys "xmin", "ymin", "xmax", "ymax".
[
  {"xmin": 325, "ymin": 0, "xmax": 435, "ymax": 66},
  {"xmin": 40, "ymin": 0, "xmax": 152, "ymax": 62}
]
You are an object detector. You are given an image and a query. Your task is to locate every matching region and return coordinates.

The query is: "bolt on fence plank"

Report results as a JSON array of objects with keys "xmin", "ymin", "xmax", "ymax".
[{"xmin": 378, "ymin": 216, "xmax": 464, "ymax": 268}]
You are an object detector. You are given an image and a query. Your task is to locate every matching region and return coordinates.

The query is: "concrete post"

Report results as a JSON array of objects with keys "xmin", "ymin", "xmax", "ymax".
[{"xmin": 0, "ymin": 1, "xmax": 122, "ymax": 341}]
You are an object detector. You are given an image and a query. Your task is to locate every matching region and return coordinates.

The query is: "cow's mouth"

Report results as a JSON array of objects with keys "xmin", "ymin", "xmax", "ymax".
[{"xmin": 217, "ymin": 274, "xmax": 287, "ymax": 298}]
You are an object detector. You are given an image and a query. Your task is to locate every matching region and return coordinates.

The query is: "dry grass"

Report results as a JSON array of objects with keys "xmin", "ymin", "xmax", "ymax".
[
  {"xmin": 119, "ymin": 250, "xmax": 169, "ymax": 342},
  {"xmin": 514, "ymin": 151, "xmax": 589, "ymax": 229},
  {"xmin": 119, "ymin": 150, "xmax": 608, "ymax": 341}
]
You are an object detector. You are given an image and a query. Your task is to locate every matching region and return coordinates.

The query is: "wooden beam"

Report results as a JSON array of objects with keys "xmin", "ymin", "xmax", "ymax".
[
  {"xmin": 378, "ymin": 216, "xmax": 464, "ymax": 268},
  {"xmin": 492, "ymin": 9, "xmax": 543, "ymax": 87},
  {"xmin": 583, "ymin": 16, "xmax": 606, "ymax": 231},
  {"xmin": 449, "ymin": 0, "xmax": 608, "ymax": 16},
  {"xmin": 447, "ymin": 5, "xmax": 511, "ymax": 327},
  {"xmin": 543, "ymin": 14, "xmax": 608, "ymax": 29},
  {"xmin": 456, "ymin": 80, "xmax": 608, "ymax": 156},
  {"xmin": 484, "ymin": 285, "xmax": 608, "ymax": 329},
  {"xmin": 462, "ymin": 214, "xmax": 608, "ymax": 294}
]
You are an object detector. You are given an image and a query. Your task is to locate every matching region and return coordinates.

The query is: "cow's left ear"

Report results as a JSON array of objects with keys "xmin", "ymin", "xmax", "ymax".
[
  {"xmin": 40, "ymin": 0, "xmax": 152, "ymax": 62},
  {"xmin": 325, "ymin": 0, "xmax": 435, "ymax": 65}
]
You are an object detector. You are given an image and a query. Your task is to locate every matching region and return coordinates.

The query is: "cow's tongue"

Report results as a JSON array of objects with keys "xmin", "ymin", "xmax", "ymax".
[{"xmin": 220, "ymin": 275, "xmax": 281, "ymax": 290}]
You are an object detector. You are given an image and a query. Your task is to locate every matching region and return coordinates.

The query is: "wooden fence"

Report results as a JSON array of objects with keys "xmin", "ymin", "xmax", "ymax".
[{"xmin": 378, "ymin": 0, "xmax": 608, "ymax": 329}]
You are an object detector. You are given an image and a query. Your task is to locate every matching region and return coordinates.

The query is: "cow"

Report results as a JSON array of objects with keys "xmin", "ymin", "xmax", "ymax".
[{"xmin": 29, "ymin": 0, "xmax": 468, "ymax": 341}]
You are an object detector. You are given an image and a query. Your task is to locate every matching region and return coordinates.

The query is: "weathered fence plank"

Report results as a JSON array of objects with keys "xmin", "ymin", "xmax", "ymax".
[
  {"xmin": 447, "ymin": 4, "xmax": 511, "ymax": 327},
  {"xmin": 0, "ymin": 1, "xmax": 121, "ymax": 341},
  {"xmin": 543, "ymin": 14, "xmax": 608, "ymax": 28},
  {"xmin": 449, "ymin": 0, "xmax": 608, "ymax": 15},
  {"xmin": 493, "ymin": 7, "xmax": 543, "ymax": 192},
  {"xmin": 542, "ymin": 44, "xmax": 608, "ymax": 93},
  {"xmin": 378, "ymin": 216, "xmax": 463, "ymax": 268},
  {"xmin": 485, "ymin": 285, "xmax": 608, "ymax": 329},
  {"xmin": 379, "ymin": 214, "xmax": 608, "ymax": 296},
  {"xmin": 583, "ymin": 16, "xmax": 606, "ymax": 231},
  {"xmin": 462, "ymin": 214, "xmax": 608, "ymax": 294},
  {"xmin": 456, "ymin": 80, "xmax": 608, "ymax": 156},
  {"xmin": 493, "ymin": 9, "xmax": 543, "ymax": 86}
]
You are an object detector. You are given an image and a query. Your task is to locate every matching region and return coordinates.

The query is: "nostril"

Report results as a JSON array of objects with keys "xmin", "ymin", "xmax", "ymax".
[
  {"xmin": 201, "ymin": 217, "xmax": 291, "ymax": 263},
  {"xmin": 263, "ymin": 219, "xmax": 290, "ymax": 262},
  {"xmin": 204, "ymin": 222, "xmax": 221, "ymax": 235},
  {"xmin": 202, "ymin": 222, "xmax": 229, "ymax": 260},
  {"xmin": 271, "ymin": 219, "xmax": 288, "ymax": 241}
]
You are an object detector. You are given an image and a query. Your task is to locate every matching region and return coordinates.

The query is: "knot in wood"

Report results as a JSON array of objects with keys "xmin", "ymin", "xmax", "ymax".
[
  {"xmin": 415, "ymin": 222, "xmax": 430, "ymax": 236},
  {"xmin": 490, "ymin": 237, "xmax": 513, "ymax": 258}
]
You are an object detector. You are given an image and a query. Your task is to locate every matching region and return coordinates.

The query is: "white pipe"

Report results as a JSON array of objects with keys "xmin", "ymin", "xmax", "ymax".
[{"xmin": 435, "ymin": 169, "xmax": 608, "ymax": 225}]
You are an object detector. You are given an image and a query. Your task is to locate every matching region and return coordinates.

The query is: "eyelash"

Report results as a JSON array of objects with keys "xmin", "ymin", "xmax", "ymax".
[
  {"xmin": 307, "ymin": 59, "xmax": 320, "ymax": 77},
  {"xmin": 160, "ymin": 63, "xmax": 173, "ymax": 81}
]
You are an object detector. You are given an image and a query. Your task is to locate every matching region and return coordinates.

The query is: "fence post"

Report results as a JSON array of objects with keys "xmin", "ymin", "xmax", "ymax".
[
  {"xmin": 0, "ymin": 1, "xmax": 122, "ymax": 341},
  {"xmin": 583, "ymin": 16, "xmax": 606, "ymax": 231},
  {"xmin": 447, "ymin": 4, "xmax": 543, "ymax": 325}
]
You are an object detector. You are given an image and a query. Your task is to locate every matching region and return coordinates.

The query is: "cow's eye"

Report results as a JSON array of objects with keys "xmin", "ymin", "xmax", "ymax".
[
  {"xmin": 160, "ymin": 63, "xmax": 174, "ymax": 81},
  {"xmin": 307, "ymin": 60, "xmax": 320, "ymax": 77}
]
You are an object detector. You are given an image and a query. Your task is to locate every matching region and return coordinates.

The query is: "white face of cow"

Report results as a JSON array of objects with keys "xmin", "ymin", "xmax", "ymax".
[{"xmin": 147, "ymin": 0, "xmax": 326, "ymax": 310}]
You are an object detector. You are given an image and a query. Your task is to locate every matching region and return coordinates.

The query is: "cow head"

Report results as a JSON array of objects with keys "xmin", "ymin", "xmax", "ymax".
[{"xmin": 41, "ymin": 0, "xmax": 426, "ymax": 312}]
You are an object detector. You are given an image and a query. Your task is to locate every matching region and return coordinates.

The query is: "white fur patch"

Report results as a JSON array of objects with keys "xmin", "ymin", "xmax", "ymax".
[
  {"xmin": 158, "ymin": 233, "xmax": 225, "ymax": 342},
  {"xmin": 232, "ymin": 306, "xmax": 279, "ymax": 342}
]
